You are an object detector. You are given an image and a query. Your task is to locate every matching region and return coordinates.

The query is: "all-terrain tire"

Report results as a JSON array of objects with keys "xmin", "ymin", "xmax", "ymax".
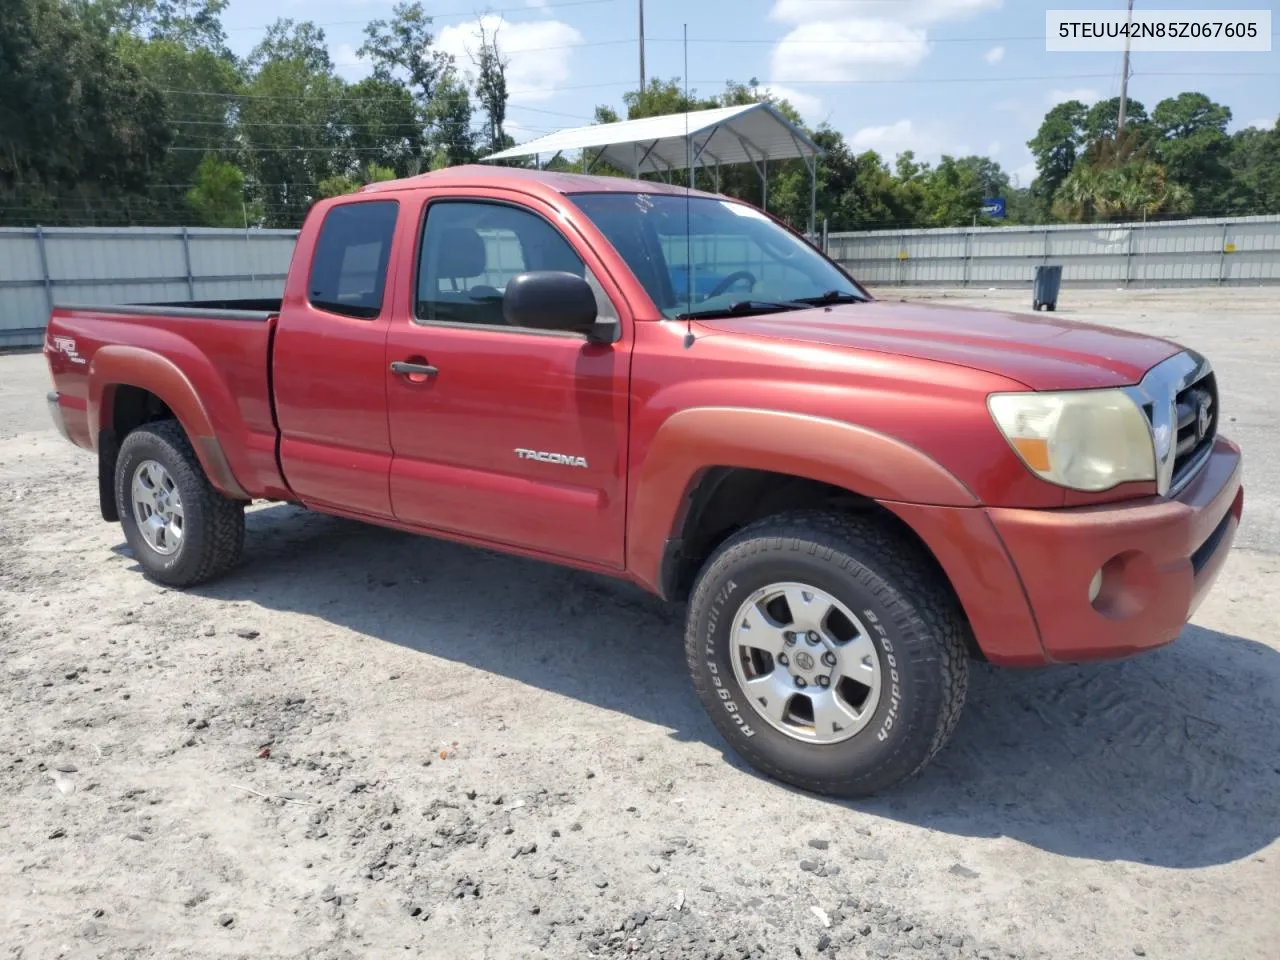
[
  {"xmin": 115, "ymin": 420, "xmax": 245, "ymax": 587},
  {"xmin": 685, "ymin": 509, "xmax": 970, "ymax": 797}
]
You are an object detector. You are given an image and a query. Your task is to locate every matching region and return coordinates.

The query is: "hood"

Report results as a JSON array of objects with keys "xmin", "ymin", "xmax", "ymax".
[{"xmin": 696, "ymin": 300, "xmax": 1182, "ymax": 390}]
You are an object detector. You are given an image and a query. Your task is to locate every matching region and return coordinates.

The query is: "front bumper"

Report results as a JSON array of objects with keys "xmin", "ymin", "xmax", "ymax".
[{"xmin": 988, "ymin": 434, "xmax": 1243, "ymax": 663}]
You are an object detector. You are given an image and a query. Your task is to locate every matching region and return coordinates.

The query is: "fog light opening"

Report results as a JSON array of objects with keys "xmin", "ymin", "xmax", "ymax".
[{"xmin": 1088, "ymin": 568, "xmax": 1104, "ymax": 604}]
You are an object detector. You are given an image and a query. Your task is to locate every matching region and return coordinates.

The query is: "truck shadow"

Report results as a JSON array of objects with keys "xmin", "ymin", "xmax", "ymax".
[{"xmin": 191, "ymin": 504, "xmax": 1279, "ymax": 870}]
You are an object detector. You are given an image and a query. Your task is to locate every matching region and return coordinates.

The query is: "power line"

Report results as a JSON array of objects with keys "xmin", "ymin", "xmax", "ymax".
[
  {"xmin": 696, "ymin": 71, "xmax": 1280, "ymax": 86},
  {"xmin": 223, "ymin": 0, "xmax": 621, "ymax": 33},
  {"xmin": 157, "ymin": 84, "xmax": 627, "ymax": 103},
  {"xmin": 168, "ymin": 118, "xmax": 563, "ymax": 132}
]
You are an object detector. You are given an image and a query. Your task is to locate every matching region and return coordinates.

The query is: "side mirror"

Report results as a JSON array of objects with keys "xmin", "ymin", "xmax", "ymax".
[{"xmin": 503, "ymin": 271, "xmax": 601, "ymax": 337}]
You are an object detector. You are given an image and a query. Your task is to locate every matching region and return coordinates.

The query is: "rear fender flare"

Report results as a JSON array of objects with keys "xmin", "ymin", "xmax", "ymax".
[
  {"xmin": 627, "ymin": 406, "xmax": 977, "ymax": 593},
  {"xmin": 88, "ymin": 345, "xmax": 249, "ymax": 500}
]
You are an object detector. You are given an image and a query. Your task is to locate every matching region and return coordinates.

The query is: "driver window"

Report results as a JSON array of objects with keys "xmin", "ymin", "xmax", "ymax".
[{"xmin": 416, "ymin": 200, "xmax": 614, "ymax": 328}]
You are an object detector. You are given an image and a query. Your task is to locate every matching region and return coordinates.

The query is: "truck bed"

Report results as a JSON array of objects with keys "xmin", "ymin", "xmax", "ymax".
[{"xmin": 44, "ymin": 301, "xmax": 286, "ymax": 501}]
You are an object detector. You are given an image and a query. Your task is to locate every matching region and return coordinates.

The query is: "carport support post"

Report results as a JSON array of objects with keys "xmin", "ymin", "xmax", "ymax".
[
  {"xmin": 762, "ymin": 156, "xmax": 768, "ymax": 211},
  {"xmin": 808, "ymin": 153, "xmax": 816, "ymax": 238}
]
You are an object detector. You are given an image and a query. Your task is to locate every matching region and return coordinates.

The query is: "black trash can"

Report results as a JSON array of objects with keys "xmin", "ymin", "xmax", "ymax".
[{"xmin": 1032, "ymin": 264, "xmax": 1062, "ymax": 312}]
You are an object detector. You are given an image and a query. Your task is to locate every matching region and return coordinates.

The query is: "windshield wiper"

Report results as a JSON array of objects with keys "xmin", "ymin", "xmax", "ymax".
[
  {"xmin": 787, "ymin": 290, "xmax": 866, "ymax": 306},
  {"xmin": 674, "ymin": 300, "xmax": 809, "ymax": 321}
]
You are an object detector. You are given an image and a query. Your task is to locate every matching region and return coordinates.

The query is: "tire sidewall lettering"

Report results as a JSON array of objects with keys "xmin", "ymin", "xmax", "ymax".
[
  {"xmin": 704, "ymin": 577, "xmax": 754, "ymax": 737},
  {"xmin": 866, "ymin": 607, "xmax": 903, "ymax": 743}
]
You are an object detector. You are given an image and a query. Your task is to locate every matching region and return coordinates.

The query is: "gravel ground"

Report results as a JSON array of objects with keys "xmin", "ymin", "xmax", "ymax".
[{"xmin": 2, "ymin": 287, "xmax": 1278, "ymax": 960}]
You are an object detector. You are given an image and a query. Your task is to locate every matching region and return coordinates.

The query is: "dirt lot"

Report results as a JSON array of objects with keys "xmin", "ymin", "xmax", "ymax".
[{"xmin": 2, "ymin": 287, "xmax": 1277, "ymax": 960}]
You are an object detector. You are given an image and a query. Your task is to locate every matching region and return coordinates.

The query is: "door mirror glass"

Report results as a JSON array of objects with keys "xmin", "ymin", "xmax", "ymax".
[{"xmin": 503, "ymin": 271, "xmax": 599, "ymax": 335}]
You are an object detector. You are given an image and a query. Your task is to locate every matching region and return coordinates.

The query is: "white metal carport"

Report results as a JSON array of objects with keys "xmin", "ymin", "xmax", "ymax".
[{"xmin": 480, "ymin": 102, "xmax": 822, "ymax": 234}]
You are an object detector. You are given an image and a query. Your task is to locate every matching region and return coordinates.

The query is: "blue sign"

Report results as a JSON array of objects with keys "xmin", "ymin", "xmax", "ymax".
[{"xmin": 981, "ymin": 197, "xmax": 1006, "ymax": 219}]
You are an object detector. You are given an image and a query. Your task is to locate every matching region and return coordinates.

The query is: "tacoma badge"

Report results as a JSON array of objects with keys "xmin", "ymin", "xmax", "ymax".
[{"xmin": 515, "ymin": 448, "xmax": 588, "ymax": 468}]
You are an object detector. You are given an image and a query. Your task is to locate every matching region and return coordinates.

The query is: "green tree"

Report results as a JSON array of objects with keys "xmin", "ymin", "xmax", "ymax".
[
  {"xmin": 359, "ymin": 2, "xmax": 450, "ymax": 105},
  {"xmin": 0, "ymin": 0, "xmax": 171, "ymax": 224},
  {"xmin": 471, "ymin": 20, "xmax": 509, "ymax": 156},
  {"xmin": 1027, "ymin": 100, "xmax": 1088, "ymax": 214},
  {"xmin": 427, "ymin": 68, "xmax": 476, "ymax": 168},
  {"xmin": 341, "ymin": 77, "xmax": 428, "ymax": 177},
  {"xmin": 1224, "ymin": 120, "xmax": 1280, "ymax": 214},
  {"xmin": 98, "ymin": 0, "xmax": 231, "ymax": 54},
  {"xmin": 186, "ymin": 153, "xmax": 258, "ymax": 225},
  {"xmin": 919, "ymin": 155, "xmax": 1010, "ymax": 226},
  {"xmin": 1151, "ymin": 92, "xmax": 1233, "ymax": 214},
  {"xmin": 1084, "ymin": 96, "xmax": 1148, "ymax": 143},
  {"xmin": 624, "ymin": 77, "xmax": 719, "ymax": 120},
  {"xmin": 317, "ymin": 163, "xmax": 396, "ymax": 198},
  {"xmin": 238, "ymin": 19, "xmax": 350, "ymax": 226}
]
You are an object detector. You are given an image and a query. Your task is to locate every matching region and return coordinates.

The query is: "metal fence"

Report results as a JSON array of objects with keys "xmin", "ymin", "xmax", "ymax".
[
  {"xmin": 5, "ymin": 215, "xmax": 1279, "ymax": 348},
  {"xmin": 827, "ymin": 214, "xmax": 1280, "ymax": 289},
  {"xmin": 0, "ymin": 226, "xmax": 298, "ymax": 348}
]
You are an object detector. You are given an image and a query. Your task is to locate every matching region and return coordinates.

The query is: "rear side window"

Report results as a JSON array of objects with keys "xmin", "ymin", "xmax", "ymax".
[{"xmin": 308, "ymin": 200, "xmax": 399, "ymax": 319}]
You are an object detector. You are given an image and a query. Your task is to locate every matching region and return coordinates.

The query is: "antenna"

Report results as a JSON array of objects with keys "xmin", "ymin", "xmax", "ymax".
[{"xmin": 683, "ymin": 22, "xmax": 694, "ymax": 348}]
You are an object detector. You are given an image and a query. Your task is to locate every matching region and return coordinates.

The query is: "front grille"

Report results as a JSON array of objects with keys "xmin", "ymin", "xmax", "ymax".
[{"xmin": 1171, "ymin": 370, "xmax": 1217, "ymax": 489}]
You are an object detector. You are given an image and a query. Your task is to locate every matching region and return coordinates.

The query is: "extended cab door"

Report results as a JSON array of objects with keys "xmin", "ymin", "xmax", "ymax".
[
  {"xmin": 384, "ymin": 190, "xmax": 632, "ymax": 567},
  {"xmin": 273, "ymin": 197, "xmax": 401, "ymax": 517}
]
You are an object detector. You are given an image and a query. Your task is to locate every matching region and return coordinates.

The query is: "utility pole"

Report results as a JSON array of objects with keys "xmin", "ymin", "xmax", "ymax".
[
  {"xmin": 1118, "ymin": 0, "xmax": 1135, "ymax": 131},
  {"xmin": 638, "ymin": 0, "xmax": 646, "ymax": 96}
]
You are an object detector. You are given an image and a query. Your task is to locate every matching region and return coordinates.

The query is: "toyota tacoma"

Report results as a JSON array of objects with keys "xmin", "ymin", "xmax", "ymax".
[{"xmin": 43, "ymin": 166, "xmax": 1244, "ymax": 796}]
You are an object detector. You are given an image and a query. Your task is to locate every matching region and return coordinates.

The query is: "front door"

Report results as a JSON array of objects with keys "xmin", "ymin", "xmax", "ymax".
[{"xmin": 385, "ymin": 194, "xmax": 632, "ymax": 567}]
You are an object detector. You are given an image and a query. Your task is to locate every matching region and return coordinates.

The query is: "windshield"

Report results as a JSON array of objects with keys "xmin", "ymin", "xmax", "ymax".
[{"xmin": 568, "ymin": 193, "xmax": 867, "ymax": 319}]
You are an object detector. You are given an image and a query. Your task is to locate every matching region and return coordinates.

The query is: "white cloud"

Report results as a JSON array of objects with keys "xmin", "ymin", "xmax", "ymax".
[
  {"xmin": 768, "ymin": 0, "xmax": 1001, "ymax": 86},
  {"xmin": 771, "ymin": 20, "xmax": 930, "ymax": 83},
  {"xmin": 1048, "ymin": 88, "xmax": 1100, "ymax": 106},
  {"xmin": 436, "ymin": 15, "xmax": 583, "ymax": 103},
  {"xmin": 849, "ymin": 119, "xmax": 918, "ymax": 153},
  {"xmin": 1012, "ymin": 160, "xmax": 1038, "ymax": 187},
  {"xmin": 333, "ymin": 43, "xmax": 370, "ymax": 80},
  {"xmin": 760, "ymin": 84, "xmax": 825, "ymax": 123},
  {"xmin": 846, "ymin": 119, "xmax": 977, "ymax": 162},
  {"xmin": 984, "ymin": 44, "xmax": 1005, "ymax": 64}
]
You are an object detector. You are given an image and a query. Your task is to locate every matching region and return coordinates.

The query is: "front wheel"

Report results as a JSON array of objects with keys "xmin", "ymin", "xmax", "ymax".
[
  {"xmin": 685, "ymin": 510, "xmax": 969, "ymax": 797},
  {"xmin": 115, "ymin": 420, "xmax": 245, "ymax": 587}
]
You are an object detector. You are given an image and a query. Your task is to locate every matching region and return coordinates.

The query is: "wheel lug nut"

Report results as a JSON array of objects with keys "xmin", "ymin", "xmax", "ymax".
[
  {"xmin": 816, "ymin": 675, "xmax": 830, "ymax": 688},
  {"xmin": 777, "ymin": 654, "xmax": 789, "ymax": 666},
  {"xmin": 794, "ymin": 677, "xmax": 807, "ymax": 688},
  {"xmin": 784, "ymin": 632, "xmax": 797, "ymax": 646},
  {"xmin": 822, "ymin": 652, "xmax": 837, "ymax": 667},
  {"xmin": 806, "ymin": 631, "xmax": 819, "ymax": 644}
]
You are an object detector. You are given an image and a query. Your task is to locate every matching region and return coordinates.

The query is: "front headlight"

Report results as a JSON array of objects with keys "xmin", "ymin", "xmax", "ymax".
[{"xmin": 987, "ymin": 389, "xmax": 1155, "ymax": 492}]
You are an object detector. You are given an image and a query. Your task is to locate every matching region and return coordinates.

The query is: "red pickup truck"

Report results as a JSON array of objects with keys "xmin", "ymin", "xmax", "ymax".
[{"xmin": 44, "ymin": 165, "xmax": 1244, "ymax": 797}]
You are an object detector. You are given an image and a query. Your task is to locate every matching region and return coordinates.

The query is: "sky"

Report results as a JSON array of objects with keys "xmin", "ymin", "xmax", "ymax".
[{"xmin": 219, "ymin": 0, "xmax": 1279, "ymax": 187}]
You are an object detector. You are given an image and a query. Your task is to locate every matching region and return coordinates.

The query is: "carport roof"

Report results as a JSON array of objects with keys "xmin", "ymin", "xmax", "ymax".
[{"xmin": 480, "ymin": 102, "xmax": 820, "ymax": 175}]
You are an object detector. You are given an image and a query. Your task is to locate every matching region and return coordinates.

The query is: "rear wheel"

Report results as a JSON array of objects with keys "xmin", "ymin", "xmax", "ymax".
[
  {"xmin": 115, "ymin": 420, "xmax": 245, "ymax": 587},
  {"xmin": 685, "ymin": 510, "xmax": 969, "ymax": 797}
]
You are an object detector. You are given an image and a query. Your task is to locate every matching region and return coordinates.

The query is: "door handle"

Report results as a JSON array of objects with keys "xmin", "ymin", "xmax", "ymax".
[{"xmin": 390, "ymin": 360, "xmax": 439, "ymax": 378}]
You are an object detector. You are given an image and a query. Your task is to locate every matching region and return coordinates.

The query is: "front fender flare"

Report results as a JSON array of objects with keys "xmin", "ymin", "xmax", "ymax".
[
  {"xmin": 89, "ymin": 345, "xmax": 249, "ymax": 500},
  {"xmin": 627, "ymin": 406, "xmax": 977, "ymax": 594}
]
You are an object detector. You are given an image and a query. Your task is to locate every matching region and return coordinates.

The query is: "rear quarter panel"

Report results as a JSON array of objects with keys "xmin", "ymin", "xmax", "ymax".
[{"xmin": 45, "ymin": 308, "xmax": 286, "ymax": 499}]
